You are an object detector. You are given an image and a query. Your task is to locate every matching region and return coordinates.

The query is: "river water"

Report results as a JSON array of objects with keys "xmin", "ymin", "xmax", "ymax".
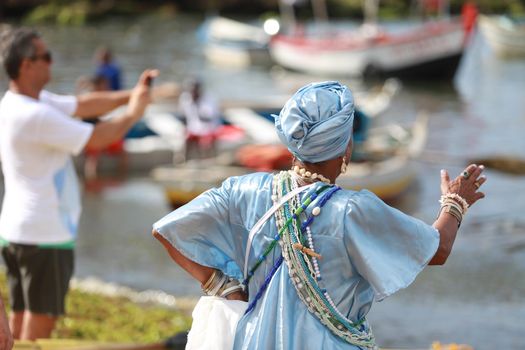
[{"xmin": 1, "ymin": 15, "xmax": 524, "ymax": 349}]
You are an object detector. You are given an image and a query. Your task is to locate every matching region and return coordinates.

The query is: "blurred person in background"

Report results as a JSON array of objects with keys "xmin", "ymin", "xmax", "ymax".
[
  {"xmin": 0, "ymin": 27, "xmax": 157, "ymax": 340},
  {"xmin": 179, "ymin": 77, "xmax": 221, "ymax": 160},
  {"xmin": 93, "ymin": 46, "xmax": 122, "ymax": 91}
]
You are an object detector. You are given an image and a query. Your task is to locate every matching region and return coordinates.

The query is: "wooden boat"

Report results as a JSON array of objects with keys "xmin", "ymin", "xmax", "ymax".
[
  {"xmin": 270, "ymin": 19, "xmax": 469, "ymax": 78},
  {"xmin": 152, "ymin": 113, "xmax": 428, "ymax": 208},
  {"xmin": 72, "ymin": 77, "xmax": 400, "ymax": 178},
  {"xmin": 469, "ymin": 155, "xmax": 525, "ymax": 175},
  {"xmin": 337, "ymin": 113, "xmax": 428, "ymax": 199},
  {"xmin": 223, "ymin": 78, "xmax": 401, "ymax": 120},
  {"xmin": 478, "ymin": 15, "xmax": 525, "ymax": 57},
  {"xmin": 136, "ymin": 78, "xmax": 400, "ymax": 166},
  {"xmin": 269, "ymin": 0, "xmax": 476, "ymax": 78},
  {"xmin": 200, "ymin": 16, "xmax": 272, "ymax": 67},
  {"xmin": 72, "ymin": 106, "xmax": 178, "ymax": 176}
]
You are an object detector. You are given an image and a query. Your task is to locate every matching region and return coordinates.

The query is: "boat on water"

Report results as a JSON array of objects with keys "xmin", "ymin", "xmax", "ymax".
[
  {"xmin": 152, "ymin": 113, "xmax": 428, "ymax": 208},
  {"xmin": 269, "ymin": 1, "xmax": 476, "ymax": 78},
  {"xmin": 75, "ymin": 78, "xmax": 400, "ymax": 177},
  {"xmin": 115, "ymin": 78, "xmax": 399, "ymax": 171},
  {"xmin": 199, "ymin": 16, "xmax": 276, "ymax": 67},
  {"xmin": 478, "ymin": 14, "xmax": 525, "ymax": 57}
]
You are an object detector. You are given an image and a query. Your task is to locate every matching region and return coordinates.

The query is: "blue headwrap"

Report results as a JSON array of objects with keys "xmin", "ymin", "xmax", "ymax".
[{"xmin": 275, "ymin": 81, "xmax": 355, "ymax": 163}]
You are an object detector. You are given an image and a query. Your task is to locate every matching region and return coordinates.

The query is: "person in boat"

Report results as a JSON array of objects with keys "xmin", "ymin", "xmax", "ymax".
[
  {"xmin": 0, "ymin": 27, "xmax": 157, "ymax": 340},
  {"xmin": 152, "ymin": 81, "xmax": 486, "ymax": 349},
  {"xmin": 178, "ymin": 77, "xmax": 221, "ymax": 160},
  {"xmin": 83, "ymin": 47, "xmax": 127, "ymax": 181},
  {"xmin": 94, "ymin": 46, "xmax": 122, "ymax": 91}
]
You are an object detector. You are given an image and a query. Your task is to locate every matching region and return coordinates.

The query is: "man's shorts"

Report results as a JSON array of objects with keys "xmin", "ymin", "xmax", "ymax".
[{"xmin": 1, "ymin": 243, "xmax": 74, "ymax": 316}]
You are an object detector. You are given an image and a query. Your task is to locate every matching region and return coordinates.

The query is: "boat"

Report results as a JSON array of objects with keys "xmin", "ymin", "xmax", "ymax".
[
  {"xmin": 136, "ymin": 78, "xmax": 400, "ymax": 164},
  {"xmin": 199, "ymin": 16, "xmax": 274, "ymax": 67},
  {"xmin": 478, "ymin": 14, "xmax": 525, "ymax": 57},
  {"xmin": 337, "ymin": 113, "xmax": 428, "ymax": 199},
  {"xmin": 73, "ymin": 107, "xmax": 179, "ymax": 177},
  {"xmin": 468, "ymin": 155, "xmax": 525, "ymax": 175},
  {"xmin": 269, "ymin": 1, "xmax": 476, "ymax": 78},
  {"xmin": 152, "ymin": 113, "xmax": 428, "ymax": 208},
  {"xmin": 71, "ymin": 77, "xmax": 400, "ymax": 179}
]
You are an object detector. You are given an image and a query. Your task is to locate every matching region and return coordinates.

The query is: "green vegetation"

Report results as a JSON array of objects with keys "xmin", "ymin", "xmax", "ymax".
[
  {"xmin": 0, "ymin": 273, "xmax": 192, "ymax": 343},
  {"xmin": 23, "ymin": 0, "xmax": 154, "ymax": 25},
  {"xmin": 1, "ymin": 0, "xmax": 523, "ymax": 25}
]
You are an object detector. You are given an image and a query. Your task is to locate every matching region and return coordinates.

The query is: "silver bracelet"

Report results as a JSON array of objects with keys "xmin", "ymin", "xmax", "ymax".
[
  {"xmin": 202, "ymin": 270, "xmax": 228, "ymax": 296},
  {"xmin": 219, "ymin": 279, "xmax": 244, "ymax": 298}
]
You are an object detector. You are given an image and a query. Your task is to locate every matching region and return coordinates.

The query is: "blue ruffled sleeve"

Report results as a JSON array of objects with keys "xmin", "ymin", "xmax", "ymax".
[
  {"xmin": 153, "ymin": 176, "xmax": 243, "ymax": 279},
  {"xmin": 343, "ymin": 190, "xmax": 439, "ymax": 301}
]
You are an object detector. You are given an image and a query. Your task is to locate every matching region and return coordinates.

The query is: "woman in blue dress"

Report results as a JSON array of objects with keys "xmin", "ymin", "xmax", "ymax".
[{"xmin": 152, "ymin": 82, "xmax": 486, "ymax": 349}]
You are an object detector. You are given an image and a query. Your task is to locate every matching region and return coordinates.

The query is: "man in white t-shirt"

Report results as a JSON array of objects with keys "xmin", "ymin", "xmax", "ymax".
[{"xmin": 0, "ymin": 27, "xmax": 157, "ymax": 340}]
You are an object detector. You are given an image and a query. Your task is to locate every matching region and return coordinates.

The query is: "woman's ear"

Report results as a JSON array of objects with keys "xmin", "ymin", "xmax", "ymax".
[{"xmin": 345, "ymin": 139, "xmax": 353, "ymax": 160}]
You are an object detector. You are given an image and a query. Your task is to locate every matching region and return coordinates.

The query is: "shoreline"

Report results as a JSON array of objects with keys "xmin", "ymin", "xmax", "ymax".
[
  {"xmin": 1, "ymin": 270, "xmax": 193, "ymax": 343},
  {"xmin": 70, "ymin": 275, "xmax": 198, "ymax": 312}
]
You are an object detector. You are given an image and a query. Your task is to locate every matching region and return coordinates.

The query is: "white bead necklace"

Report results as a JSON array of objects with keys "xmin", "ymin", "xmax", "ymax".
[{"xmin": 292, "ymin": 165, "xmax": 331, "ymax": 184}]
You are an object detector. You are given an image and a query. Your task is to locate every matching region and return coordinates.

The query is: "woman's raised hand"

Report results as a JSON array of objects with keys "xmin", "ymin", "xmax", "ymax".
[{"xmin": 440, "ymin": 164, "xmax": 486, "ymax": 207}]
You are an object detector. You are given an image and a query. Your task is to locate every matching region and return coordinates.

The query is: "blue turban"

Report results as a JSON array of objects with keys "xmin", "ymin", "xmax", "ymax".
[{"xmin": 275, "ymin": 81, "xmax": 355, "ymax": 163}]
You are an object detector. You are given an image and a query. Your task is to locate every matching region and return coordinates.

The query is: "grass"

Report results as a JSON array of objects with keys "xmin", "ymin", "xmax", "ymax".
[{"xmin": 0, "ymin": 273, "xmax": 192, "ymax": 344}]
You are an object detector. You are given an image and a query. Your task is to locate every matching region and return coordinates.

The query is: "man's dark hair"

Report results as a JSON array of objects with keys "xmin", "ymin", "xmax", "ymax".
[{"xmin": 1, "ymin": 28, "xmax": 40, "ymax": 80}]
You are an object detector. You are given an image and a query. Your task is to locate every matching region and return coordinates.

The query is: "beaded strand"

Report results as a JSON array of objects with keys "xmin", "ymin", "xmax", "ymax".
[
  {"xmin": 242, "ymin": 171, "xmax": 376, "ymax": 349},
  {"xmin": 242, "ymin": 178, "xmax": 330, "ymax": 288},
  {"xmin": 301, "ymin": 191, "xmax": 368, "ymax": 329},
  {"xmin": 244, "ymin": 256, "xmax": 284, "ymax": 315},
  {"xmin": 277, "ymin": 172, "xmax": 376, "ymax": 348}
]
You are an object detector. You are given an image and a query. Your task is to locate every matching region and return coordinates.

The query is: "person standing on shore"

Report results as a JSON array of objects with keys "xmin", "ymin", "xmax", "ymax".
[
  {"xmin": 0, "ymin": 27, "xmax": 157, "ymax": 340},
  {"xmin": 152, "ymin": 81, "xmax": 486, "ymax": 349}
]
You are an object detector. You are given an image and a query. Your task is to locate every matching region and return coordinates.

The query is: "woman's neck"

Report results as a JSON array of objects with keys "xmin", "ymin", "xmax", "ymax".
[{"xmin": 291, "ymin": 159, "xmax": 340, "ymax": 184}]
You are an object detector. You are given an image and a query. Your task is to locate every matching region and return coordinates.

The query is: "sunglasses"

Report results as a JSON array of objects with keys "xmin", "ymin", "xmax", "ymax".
[{"xmin": 31, "ymin": 51, "xmax": 52, "ymax": 63}]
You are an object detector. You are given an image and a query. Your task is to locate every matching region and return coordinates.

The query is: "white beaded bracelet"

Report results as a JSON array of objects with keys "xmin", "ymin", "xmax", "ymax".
[
  {"xmin": 440, "ymin": 198, "xmax": 464, "ymax": 214},
  {"xmin": 440, "ymin": 193, "xmax": 469, "ymax": 214}
]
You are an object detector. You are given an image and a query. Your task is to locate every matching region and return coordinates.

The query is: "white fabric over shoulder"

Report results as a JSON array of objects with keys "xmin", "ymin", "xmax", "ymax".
[{"xmin": 186, "ymin": 296, "xmax": 248, "ymax": 350}]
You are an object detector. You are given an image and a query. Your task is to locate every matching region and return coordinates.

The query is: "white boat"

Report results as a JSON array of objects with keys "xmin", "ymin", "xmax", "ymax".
[
  {"xmin": 143, "ymin": 77, "xmax": 400, "ymax": 150},
  {"xmin": 151, "ymin": 113, "xmax": 428, "ymax": 208},
  {"xmin": 337, "ymin": 112, "xmax": 428, "ymax": 199},
  {"xmin": 270, "ymin": 19, "xmax": 469, "ymax": 77},
  {"xmin": 478, "ymin": 15, "xmax": 525, "ymax": 57},
  {"xmin": 200, "ymin": 16, "xmax": 272, "ymax": 67},
  {"xmin": 269, "ymin": 0, "xmax": 476, "ymax": 78},
  {"xmin": 72, "ymin": 78, "xmax": 400, "ymax": 176}
]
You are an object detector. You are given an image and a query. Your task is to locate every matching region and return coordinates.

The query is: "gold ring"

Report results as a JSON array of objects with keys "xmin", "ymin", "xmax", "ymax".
[
  {"xmin": 462, "ymin": 171, "xmax": 470, "ymax": 179},
  {"xmin": 474, "ymin": 181, "xmax": 480, "ymax": 189}
]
